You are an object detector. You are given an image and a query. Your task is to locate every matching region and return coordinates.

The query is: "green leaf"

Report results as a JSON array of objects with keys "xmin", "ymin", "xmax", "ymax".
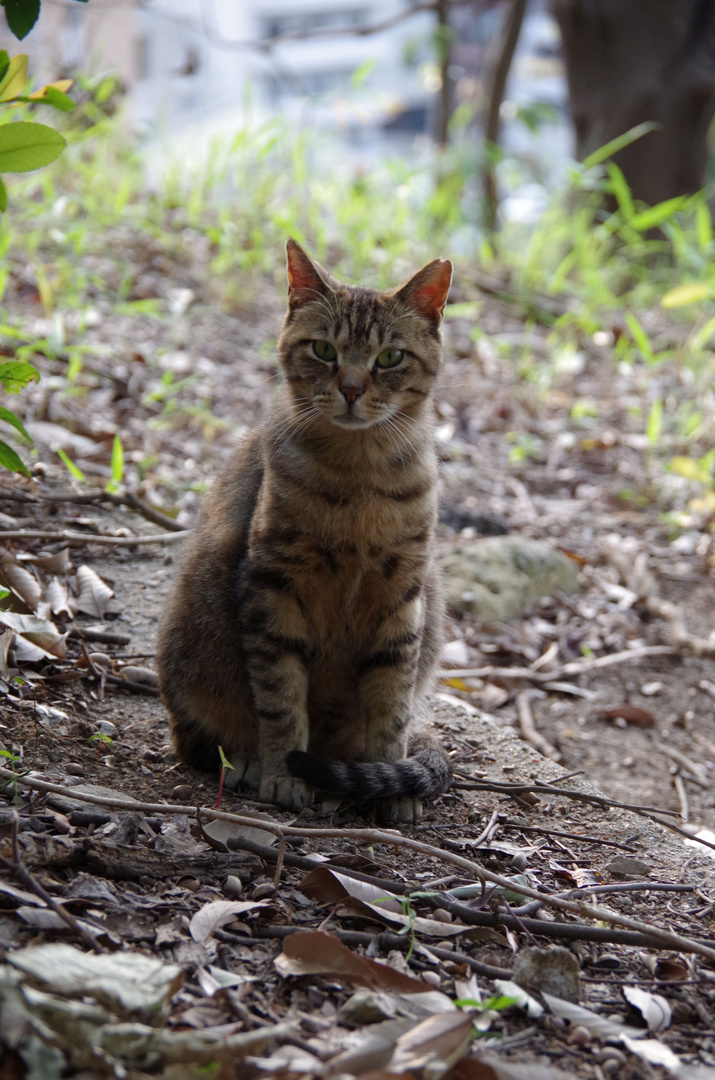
[
  {"xmin": 42, "ymin": 86, "xmax": 75, "ymax": 112},
  {"xmin": 606, "ymin": 163, "xmax": 634, "ymax": 221},
  {"xmin": 581, "ymin": 122, "xmax": 659, "ymax": 170},
  {"xmin": 0, "ymin": 52, "xmax": 10, "ymax": 83},
  {"xmin": 645, "ymin": 399, "xmax": 662, "ymax": 446},
  {"xmin": 106, "ymin": 432, "xmax": 124, "ymax": 492},
  {"xmin": 661, "ymin": 281, "xmax": 712, "ymax": 308},
  {"xmin": 0, "ymin": 359, "xmax": 39, "ymax": 392},
  {"xmin": 218, "ymin": 746, "xmax": 234, "ymax": 771},
  {"xmin": 624, "ymin": 312, "xmax": 652, "ymax": 359},
  {"xmin": 56, "ymin": 447, "xmax": 86, "ymax": 481},
  {"xmin": 0, "ymin": 405, "xmax": 31, "ymax": 442},
  {"xmin": 0, "ymin": 176, "xmax": 6, "ymax": 213},
  {"xmin": 0, "ymin": 53, "xmax": 27, "ymax": 100},
  {"xmin": 0, "ymin": 438, "xmax": 30, "ymax": 475},
  {"xmin": 2, "ymin": 1, "xmax": 40, "ymax": 40},
  {"xmin": 0, "ymin": 122, "xmax": 66, "ymax": 173},
  {"xmin": 629, "ymin": 196, "xmax": 687, "ymax": 231}
]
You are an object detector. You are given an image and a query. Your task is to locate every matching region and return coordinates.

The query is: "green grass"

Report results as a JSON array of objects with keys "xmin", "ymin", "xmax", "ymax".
[{"xmin": 1, "ymin": 81, "xmax": 715, "ymax": 514}]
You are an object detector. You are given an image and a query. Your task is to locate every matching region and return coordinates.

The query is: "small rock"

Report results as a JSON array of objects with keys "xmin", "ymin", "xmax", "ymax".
[
  {"xmin": 96, "ymin": 720, "xmax": 117, "ymax": 737},
  {"xmin": 568, "ymin": 1025, "xmax": 592, "ymax": 1046},
  {"xmin": 433, "ymin": 909, "xmax": 453, "ymax": 924},
  {"xmin": 64, "ymin": 763, "xmax": 85, "ymax": 778},
  {"xmin": 223, "ymin": 875, "xmax": 243, "ymax": 899},
  {"xmin": 443, "ymin": 536, "xmax": 580, "ymax": 620},
  {"xmin": 171, "ymin": 784, "xmax": 193, "ymax": 802},
  {"xmin": 605, "ymin": 856, "xmax": 651, "ymax": 880},
  {"xmin": 513, "ymin": 945, "xmax": 581, "ymax": 1003},
  {"xmin": 252, "ymin": 882, "xmax": 276, "ymax": 900},
  {"xmin": 640, "ymin": 681, "xmax": 663, "ymax": 697},
  {"xmin": 422, "ymin": 970, "xmax": 441, "ymax": 987}
]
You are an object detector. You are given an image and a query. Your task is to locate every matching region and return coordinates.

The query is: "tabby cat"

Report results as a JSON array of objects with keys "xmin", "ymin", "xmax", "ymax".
[{"xmin": 157, "ymin": 240, "xmax": 453, "ymax": 820}]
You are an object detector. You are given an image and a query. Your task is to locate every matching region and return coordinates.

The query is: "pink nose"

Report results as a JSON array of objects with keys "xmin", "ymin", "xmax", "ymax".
[{"xmin": 341, "ymin": 385, "xmax": 363, "ymax": 406}]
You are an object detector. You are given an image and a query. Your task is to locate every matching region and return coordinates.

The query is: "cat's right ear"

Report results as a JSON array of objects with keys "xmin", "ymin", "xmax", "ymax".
[{"xmin": 285, "ymin": 239, "xmax": 331, "ymax": 312}]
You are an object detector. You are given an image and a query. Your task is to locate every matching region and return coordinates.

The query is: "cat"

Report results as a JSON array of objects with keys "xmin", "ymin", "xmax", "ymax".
[{"xmin": 157, "ymin": 239, "xmax": 453, "ymax": 821}]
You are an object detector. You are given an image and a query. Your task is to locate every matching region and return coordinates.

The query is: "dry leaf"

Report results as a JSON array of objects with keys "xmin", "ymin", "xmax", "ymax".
[
  {"xmin": 622, "ymin": 986, "xmax": 672, "ymax": 1032},
  {"xmin": 201, "ymin": 810, "xmax": 280, "ymax": 851},
  {"xmin": 0, "ymin": 610, "xmax": 67, "ymax": 658},
  {"xmin": 599, "ymin": 705, "xmax": 656, "ymax": 727},
  {"xmin": 0, "ymin": 553, "xmax": 41, "ymax": 612},
  {"xmin": 74, "ymin": 565, "xmax": 114, "ymax": 618},
  {"xmin": 274, "ymin": 930, "xmax": 431, "ymax": 993},
  {"xmin": 18, "ymin": 547, "xmax": 71, "ymax": 574},
  {"xmin": 299, "ymin": 867, "xmax": 477, "ymax": 940},
  {"xmin": 46, "ymin": 577, "xmax": 74, "ymax": 618},
  {"xmin": 188, "ymin": 900, "xmax": 267, "ymax": 944},
  {"xmin": 390, "ymin": 1010, "xmax": 474, "ymax": 1071}
]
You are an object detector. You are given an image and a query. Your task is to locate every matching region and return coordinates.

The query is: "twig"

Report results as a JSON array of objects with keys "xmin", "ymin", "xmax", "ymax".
[
  {"xmin": 0, "ymin": 528, "xmax": 188, "ymax": 546},
  {"xmin": 674, "ymin": 774, "xmax": 689, "ymax": 823},
  {"xmin": 655, "ymin": 742, "xmax": 709, "ymax": 787},
  {"xmin": 440, "ymin": 644, "xmax": 679, "ymax": 682},
  {"xmin": 2, "ymin": 769, "xmax": 715, "ymax": 962},
  {"xmin": 0, "ymin": 811, "xmax": 105, "ymax": 952},
  {"xmin": 610, "ymin": 548, "xmax": 715, "ymax": 658},
  {"xmin": 0, "ymin": 487, "xmax": 186, "ymax": 533},
  {"xmin": 516, "ymin": 688, "xmax": 561, "ymax": 761},
  {"xmin": 500, "ymin": 820, "xmax": 639, "ymax": 852},
  {"xmin": 470, "ymin": 809, "xmax": 500, "ymax": 848},
  {"xmin": 68, "ymin": 627, "xmax": 132, "ymax": 646}
]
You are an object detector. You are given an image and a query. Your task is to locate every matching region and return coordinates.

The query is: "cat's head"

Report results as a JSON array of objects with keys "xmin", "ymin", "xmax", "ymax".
[{"xmin": 277, "ymin": 239, "xmax": 452, "ymax": 432}]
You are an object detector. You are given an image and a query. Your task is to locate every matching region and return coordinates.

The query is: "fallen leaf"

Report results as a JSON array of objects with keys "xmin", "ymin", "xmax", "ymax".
[
  {"xmin": 201, "ymin": 809, "xmax": 280, "ymax": 851},
  {"xmin": 299, "ymin": 867, "xmax": 479, "ymax": 939},
  {"xmin": 0, "ymin": 610, "xmax": 67, "ymax": 658},
  {"xmin": 74, "ymin": 565, "xmax": 114, "ymax": 618},
  {"xmin": 604, "ymin": 857, "xmax": 652, "ymax": 880},
  {"xmin": 623, "ymin": 986, "xmax": 672, "ymax": 1032},
  {"xmin": 188, "ymin": 900, "xmax": 267, "ymax": 944},
  {"xmin": 274, "ymin": 929, "xmax": 432, "ymax": 993},
  {"xmin": 599, "ymin": 705, "xmax": 656, "ymax": 727},
  {"xmin": 620, "ymin": 1034, "xmax": 681, "ymax": 1072},
  {"xmin": 46, "ymin": 577, "xmax": 74, "ymax": 618},
  {"xmin": 390, "ymin": 1010, "xmax": 474, "ymax": 1071},
  {"xmin": 0, "ymin": 553, "xmax": 41, "ymax": 611},
  {"xmin": 446, "ymin": 1056, "xmax": 581, "ymax": 1078},
  {"xmin": 18, "ymin": 547, "xmax": 71, "ymax": 574}
]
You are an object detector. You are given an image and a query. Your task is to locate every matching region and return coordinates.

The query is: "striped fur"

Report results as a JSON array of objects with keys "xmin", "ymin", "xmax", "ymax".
[{"xmin": 157, "ymin": 240, "xmax": 453, "ymax": 820}]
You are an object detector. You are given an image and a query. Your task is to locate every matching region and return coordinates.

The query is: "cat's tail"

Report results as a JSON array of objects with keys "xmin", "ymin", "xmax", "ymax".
[{"xmin": 286, "ymin": 732, "xmax": 451, "ymax": 800}]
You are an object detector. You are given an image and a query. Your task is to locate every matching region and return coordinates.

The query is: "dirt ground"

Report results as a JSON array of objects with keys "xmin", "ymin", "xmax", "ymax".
[{"xmin": 1, "ymin": 262, "xmax": 715, "ymax": 1077}]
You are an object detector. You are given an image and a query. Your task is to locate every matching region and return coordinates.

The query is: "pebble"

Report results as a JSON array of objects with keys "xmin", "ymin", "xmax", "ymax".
[
  {"xmin": 171, "ymin": 784, "xmax": 193, "ymax": 802},
  {"xmin": 421, "ymin": 970, "xmax": 441, "ymax": 987},
  {"xmin": 223, "ymin": 875, "xmax": 243, "ymax": 899},
  {"xmin": 568, "ymin": 1025, "xmax": 592, "ymax": 1046},
  {"xmin": 433, "ymin": 909, "xmax": 453, "ymax": 924},
  {"xmin": 96, "ymin": 720, "xmax": 117, "ymax": 737},
  {"xmin": 64, "ymin": 763, "xmax": 85, "ymax": 777}
]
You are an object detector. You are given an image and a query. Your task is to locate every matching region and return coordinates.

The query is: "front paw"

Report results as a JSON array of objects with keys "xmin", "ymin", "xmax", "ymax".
[
  {"xmin": 223, "ymin": 756, "xmax": 260, "ymax": 793},
  {"xmin": 260, "ymin": 775, "xmax": 312, "ymax": 812},
  {"xmin": 376, "ymin": 795, "xmax": 423, "ymax": 824}
]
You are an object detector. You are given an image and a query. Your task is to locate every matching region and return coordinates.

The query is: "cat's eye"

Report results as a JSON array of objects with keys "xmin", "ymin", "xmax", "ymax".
[
  {"xmin": 376, "ymin": 347, "xmax": 404, "ymax": 369},
  {"xmin": 313, "ymin": 340, "xmax": 337, "ymax": 363}
]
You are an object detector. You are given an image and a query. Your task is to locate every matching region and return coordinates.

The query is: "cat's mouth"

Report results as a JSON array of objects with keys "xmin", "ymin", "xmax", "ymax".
[{"xmin": 330, "ymin": 411, "xmax": 376, "ymax": 430}]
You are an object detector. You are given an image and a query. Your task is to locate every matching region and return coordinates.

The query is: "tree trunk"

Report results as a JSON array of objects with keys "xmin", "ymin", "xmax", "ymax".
[{"xmin": 551, "ymin": 0, "xmax": 715, "ymax": 204}]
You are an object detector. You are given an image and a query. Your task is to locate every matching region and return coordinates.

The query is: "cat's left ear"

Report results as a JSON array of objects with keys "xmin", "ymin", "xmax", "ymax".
[
  {"xmin": 285, "ymin": 238, "xmax": 332, "ymax": 311},
  {"xmin": 395, "ymin": 259, "xmax": 453, "ymax": 326}
]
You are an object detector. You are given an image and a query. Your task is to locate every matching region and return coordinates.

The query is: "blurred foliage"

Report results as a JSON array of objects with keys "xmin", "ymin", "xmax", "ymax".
[{"xmin": 0, "ymin": 80, "xmax": 714, "ymax": 515}]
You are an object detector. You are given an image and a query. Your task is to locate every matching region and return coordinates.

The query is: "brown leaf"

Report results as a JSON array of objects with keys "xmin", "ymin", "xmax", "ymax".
[
  {"xmin": 299, "ymin": 867, "xmax": 473, "ymax": 939},
  {"xmin": 274, "ymin": 930, "xmax": 430, "ymax": 993},
  {"xmin": 0, "ymin": 552, "xmax": 41, "ymax": 612},
  {"xmin": 599, "ymin": 705, "xmax": 656, "ymax": 727},
  {"xmin": 0, "ymin": 611, "xmax": 67, "ymax": 658},
  {"xmin": 390, "ymin": 1011, "xmax": 474, "ymax": 1071}
]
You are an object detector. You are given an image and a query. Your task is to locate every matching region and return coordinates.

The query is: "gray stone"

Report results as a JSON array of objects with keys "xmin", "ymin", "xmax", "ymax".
[
  {"xmin": 442, "ymin": 535, "xmax": 580, "ymax": 621},
  {"xmin": 513, "ymin": 945, "xmax": 581, "ymax": 1003}
]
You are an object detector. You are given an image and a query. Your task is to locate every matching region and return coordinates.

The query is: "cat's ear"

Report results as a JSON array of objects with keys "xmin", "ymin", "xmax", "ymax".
[
  {"xmin": 395, "ymin": 259, "xmax": 453, "ymax": 325},
  {"xmin": 285, "ymin": 239, "xmax": 331, "ymax": 311}
]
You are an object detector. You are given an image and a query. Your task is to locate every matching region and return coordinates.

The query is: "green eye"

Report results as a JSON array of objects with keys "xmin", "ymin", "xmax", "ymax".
[
  {"xmin": 376, "ymin": 347, "xmax": 404, "ymax": 369},
  {"xmin": 313, "ymin": 340, "xmax": 337, "ymax": 363}
]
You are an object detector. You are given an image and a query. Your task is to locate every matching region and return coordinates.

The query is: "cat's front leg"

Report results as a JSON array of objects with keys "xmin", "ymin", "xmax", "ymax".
[
  {"xmin": 239, "ymin": 570, "xmax": 313, "ymax": 811},
  {"xmin": 358, "ymin": 593, "xmax": 424, "ymax": 765}
]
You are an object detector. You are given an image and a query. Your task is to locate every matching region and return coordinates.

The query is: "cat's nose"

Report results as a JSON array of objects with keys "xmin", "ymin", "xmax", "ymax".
[{"xmin": 341, "ymin": 385, "xmax": 363, "ymax": 406}]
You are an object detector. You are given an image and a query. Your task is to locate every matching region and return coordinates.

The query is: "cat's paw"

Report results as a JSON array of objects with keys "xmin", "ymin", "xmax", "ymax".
[
  {"xmin": 260, "ymin": 775, "xmax": 312, "ymax": 811},
  {"xmin": 223, "ymin": 756, "xmax": 260, "ymax": 793},
  {"xmin": 376, "ymin": 795, "xmax": 423, "ymax": 824}
]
